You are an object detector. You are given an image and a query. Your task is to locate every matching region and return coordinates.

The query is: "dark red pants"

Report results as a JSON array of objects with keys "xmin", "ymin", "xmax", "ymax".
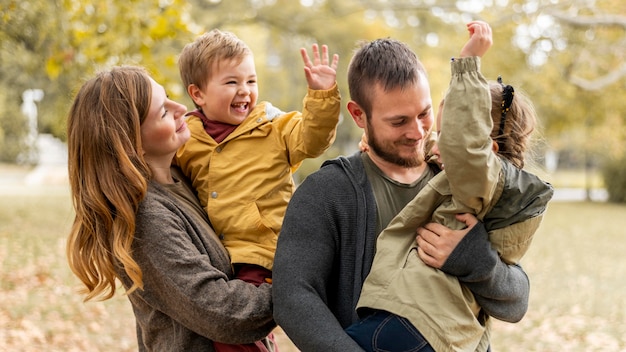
[
  {"xmin": 213, "ymin": 333, "xmax": 277, "ymax": 352},
  {"xmin": 213, "ymin": 264, "xmax": 275, "ymax": 352}
]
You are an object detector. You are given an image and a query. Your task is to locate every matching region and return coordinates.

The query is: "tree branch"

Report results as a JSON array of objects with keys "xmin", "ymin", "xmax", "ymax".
[
  {"xmin": 549, "ymin": 12, "xmax": 626, "ymax": 29},
  {"xmin": 568, "ymin": 63, "xmax": 626, "ymax": 91}
]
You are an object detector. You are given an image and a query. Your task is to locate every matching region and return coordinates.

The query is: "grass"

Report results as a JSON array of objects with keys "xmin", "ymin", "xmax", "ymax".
[
  {"xmin": 1, "ymin": 165, "xmax": 624, "ymax": 351},
  {"xmin": 489, "ymin": 201, "xmax": 626, "ymax": 351},
  {"xmin": 526, "ymin": 166, "xmax": 604, "ymax": 189},
  {"xmin": 0, "ymin": 184, "xmax": 137, "ymax": 351}
]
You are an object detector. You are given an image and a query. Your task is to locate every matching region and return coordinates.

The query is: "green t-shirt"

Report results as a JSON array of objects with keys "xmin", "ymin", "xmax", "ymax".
[{"xmin": 361, "ymin": 152, "xmax": 437, "ymax": 235}]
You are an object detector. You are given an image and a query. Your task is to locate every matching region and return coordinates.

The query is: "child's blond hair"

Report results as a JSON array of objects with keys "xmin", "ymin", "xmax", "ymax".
[{"xmin": 178, "ymin": 29, "xmax": 251, "ymax": 102}]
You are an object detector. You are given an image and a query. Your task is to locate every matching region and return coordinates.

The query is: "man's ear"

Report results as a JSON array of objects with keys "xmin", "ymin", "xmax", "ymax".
[
  {"xmin": 187, "ymin": 84, "xmax": 204, "ymax": 107},
  {"xmin": 347, "ymin": 101, "xmax": 366, "ymax": 128}
]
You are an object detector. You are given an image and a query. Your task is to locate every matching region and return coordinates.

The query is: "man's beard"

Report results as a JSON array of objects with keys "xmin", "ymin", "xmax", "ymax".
[{"xmin": 367, "ymin": 129, "xmax": 424, "ymax": 168}]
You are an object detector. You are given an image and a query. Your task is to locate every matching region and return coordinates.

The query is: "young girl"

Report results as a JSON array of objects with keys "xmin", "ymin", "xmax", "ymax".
[{"xmin": 347, "ymin": 21, "xmax": 554, "ymax": 352}]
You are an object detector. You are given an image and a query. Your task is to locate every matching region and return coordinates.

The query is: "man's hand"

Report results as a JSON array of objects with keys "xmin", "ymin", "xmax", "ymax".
[
  {"xmin": 460, "ymin": 21, "xmax": 492, "ymax": 58},
  {"xmin": 416, "ymin": 213, "xmax": 479, "ymax": 268},
  {"xmin": 300, "ymin": 44, "xmax": 339, "ymax": 90}
]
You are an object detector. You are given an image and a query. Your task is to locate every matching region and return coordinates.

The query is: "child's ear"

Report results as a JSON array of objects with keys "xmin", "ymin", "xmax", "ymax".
[
  {"xmin": 492, "ymin": 140, "xmax": 499, "ymax": 153},
  {"xmin": 187, "ymin": 84, "xmax": 205, "ymax": 106},
  {"xmin": 347, "ymin": 101, "xmax": 366, "ymax": 128}
]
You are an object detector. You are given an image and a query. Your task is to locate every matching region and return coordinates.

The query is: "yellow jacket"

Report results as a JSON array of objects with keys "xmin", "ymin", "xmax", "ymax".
[{"xmin": 174, "ymin": 86, "xmax": 340, "ymax": 270}]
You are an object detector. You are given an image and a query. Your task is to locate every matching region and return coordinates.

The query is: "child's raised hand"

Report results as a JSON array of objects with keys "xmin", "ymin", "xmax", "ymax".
[
  {"xmin": 300, "ymin": 44, "xmax": 339, "ymax": 90},
  {"xmin": 460, "ymin": 21, "xmax": 492, "ymax": 58}
]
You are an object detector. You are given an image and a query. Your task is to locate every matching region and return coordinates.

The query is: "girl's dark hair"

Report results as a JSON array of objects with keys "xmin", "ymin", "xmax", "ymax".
[{"xmin": 489, "ymin": 82, "xmax": 537, "ymax": 169}]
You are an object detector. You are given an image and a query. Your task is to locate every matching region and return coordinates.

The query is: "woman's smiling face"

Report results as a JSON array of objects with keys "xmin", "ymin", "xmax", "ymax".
[{"xmin": 140, "ymin": 78, "xmax": 190, "ymax": 160}]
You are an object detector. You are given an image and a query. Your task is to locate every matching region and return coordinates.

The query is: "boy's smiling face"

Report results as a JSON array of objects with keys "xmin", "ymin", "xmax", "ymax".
[{"xmin": 190, "ymin": 53, "xmax": 258, "ymax": 125}]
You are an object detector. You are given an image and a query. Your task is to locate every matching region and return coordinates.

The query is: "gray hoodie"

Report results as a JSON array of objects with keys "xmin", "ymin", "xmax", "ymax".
[{"xmin": 117, "ymin": 167, "xmax": 275, "ymax": 351}]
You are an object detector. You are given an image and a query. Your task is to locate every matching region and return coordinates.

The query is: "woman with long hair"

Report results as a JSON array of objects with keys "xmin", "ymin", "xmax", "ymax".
[{"xmin": 66, "ymin": 66, "xmax": 275, "ymax": 351}]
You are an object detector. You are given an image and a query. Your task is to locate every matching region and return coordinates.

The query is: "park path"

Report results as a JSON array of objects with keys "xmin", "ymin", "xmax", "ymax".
[{"xmin": 0, "ymin": 134, "xmax": 68, "ymax": 195}]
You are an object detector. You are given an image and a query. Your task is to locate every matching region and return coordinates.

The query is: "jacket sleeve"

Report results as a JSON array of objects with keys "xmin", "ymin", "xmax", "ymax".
[
  {"xmin": 439, "ymin": 57, "xmax": 529, "ymax": 322},
  {"xmin": 283, "ymin": 85, "xmax": 341, "ymax": 166},
  {"xmin": 441, "ymin": 221, "xmax": 530, "ymax": 322},
  {"xmin": 439, "ymin": 56, "xmax": 500, "ymax": 216},
  {"xmin": 132, "ymin": 198, "xmax": 276, "ymax": 344},
  {"xmin": 273, "ymin": 170, "xmax": 365, "ymax": 352}
]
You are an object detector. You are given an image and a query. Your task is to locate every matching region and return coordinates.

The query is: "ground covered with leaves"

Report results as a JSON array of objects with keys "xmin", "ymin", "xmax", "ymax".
[{"xmin": 1, "ymin": 180, "xmax": 624, "ymax": 351}]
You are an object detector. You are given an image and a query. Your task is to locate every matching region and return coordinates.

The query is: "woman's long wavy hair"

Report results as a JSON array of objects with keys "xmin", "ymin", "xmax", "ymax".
[{"xmin": 66, "ymin": 66, "xmax": 153, "ymax": 301}]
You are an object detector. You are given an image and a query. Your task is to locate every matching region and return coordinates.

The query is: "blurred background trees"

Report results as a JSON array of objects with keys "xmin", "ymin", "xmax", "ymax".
[{"xmin": 1, "ymin": 0, "xmax": 625, "ymax": 199}]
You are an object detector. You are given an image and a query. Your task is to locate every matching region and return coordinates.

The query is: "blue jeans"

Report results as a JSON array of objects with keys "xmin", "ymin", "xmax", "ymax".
[{"xmin": 345, "ymin": 310, "xmax": 436, "ymax": 352}]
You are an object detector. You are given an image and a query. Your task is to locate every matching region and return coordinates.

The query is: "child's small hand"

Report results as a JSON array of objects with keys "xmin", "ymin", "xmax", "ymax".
[
  {"xmin": 358, "ymin": 133, "xmax": 369, "ymax": 152},
  {"xmin": 459, "ymin": 21, "xmax": 492, "ymax": 58},
  {"xmin": 300, "ymin": 44, "xmax": 339, "ymax": 90}
]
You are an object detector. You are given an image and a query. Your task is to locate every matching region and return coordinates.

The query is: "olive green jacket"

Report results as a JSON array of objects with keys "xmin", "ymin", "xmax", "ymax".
[{"xmin": 357, "ymin": 57, "xmax": 553, "ymax": 352}]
